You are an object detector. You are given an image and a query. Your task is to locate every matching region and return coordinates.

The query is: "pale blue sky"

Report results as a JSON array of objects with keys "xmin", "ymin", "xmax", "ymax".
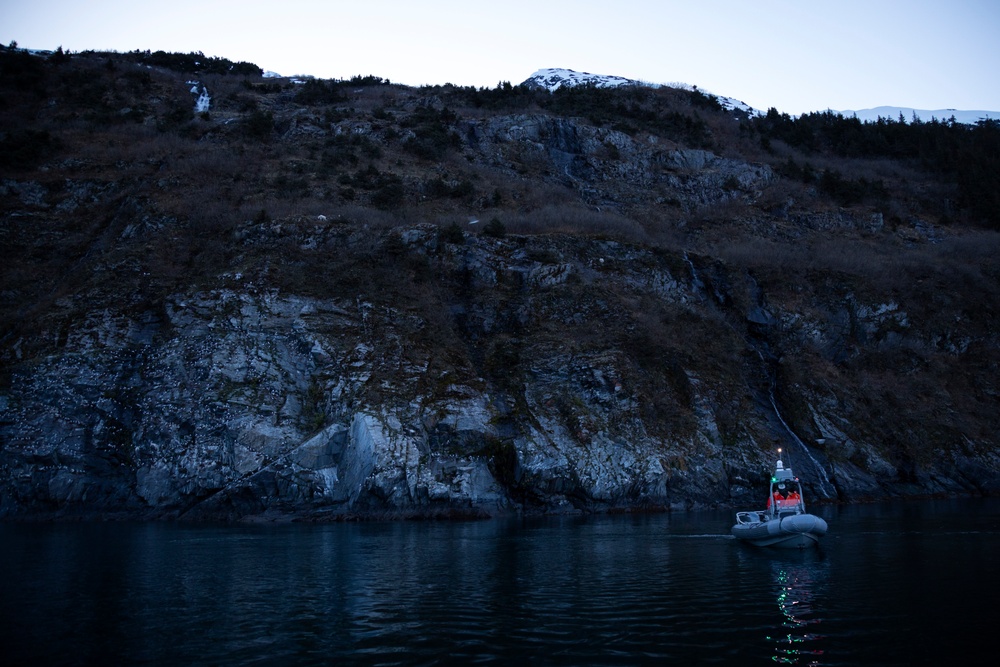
[{"xmin": 3, "ymin": 0, "xmax": 998, "ymax": 114}]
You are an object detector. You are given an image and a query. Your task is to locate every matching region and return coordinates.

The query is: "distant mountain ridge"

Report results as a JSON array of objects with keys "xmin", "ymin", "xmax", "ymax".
[{"xmin": 831, "ymin": 106, "xmax": 1000, "ymax": 125}]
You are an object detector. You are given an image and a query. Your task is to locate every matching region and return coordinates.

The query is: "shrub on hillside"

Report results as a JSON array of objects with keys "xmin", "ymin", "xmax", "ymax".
[
  {"xmin": 109, "ymin": 49, "xmax": 263, "ymax": 77},
  {"xmin": 452, "ymin": 80, "xmax": 538, "ymax": 110},
  {"xmin": 440, "ymin": 222, "xmax": 464, "ymax": 244},
  {"xmin": 818, "ymin": 168, "xmax": 888, "ymax": 206},
  {"xmin": 0, "ymin": 129, "xmax": 55, "ymax": 168},
  {"xmin": 0, "ymin": 48, "xmax": 47, "ymax": 91},
  {"xmin": 243, "ymin": 109, "xmax": 274, "ymax": 139},
  {"xmin": 482, "ymin": 218, "xmax": 506, "ymax": 238},
  {"xmin": 294, "ymin": 79, "xmax": 346, "ymax": 105},
  {"xmin": 541, "ymin": 84, "xmax": 714, "ymax": 147},
  {"xmin": 401, "ymin": 106, "xmax": 461, "ymax": 160}
]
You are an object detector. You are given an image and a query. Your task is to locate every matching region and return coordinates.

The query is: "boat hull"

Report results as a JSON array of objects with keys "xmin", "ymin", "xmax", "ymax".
[{"xmin": 731, "ymin": 513, "xmax": 828, "ymax": 549}]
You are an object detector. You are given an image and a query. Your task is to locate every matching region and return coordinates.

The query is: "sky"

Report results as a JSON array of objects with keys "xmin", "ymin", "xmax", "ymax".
[{"xmin": 3, "ymin": 0, "xmax": 999, "ymax": 115}]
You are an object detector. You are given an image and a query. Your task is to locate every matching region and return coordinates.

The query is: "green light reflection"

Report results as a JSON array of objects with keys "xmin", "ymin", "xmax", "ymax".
[{"xmin": 767, "ymin": 560, "xmax": 826, "ymax": 665}]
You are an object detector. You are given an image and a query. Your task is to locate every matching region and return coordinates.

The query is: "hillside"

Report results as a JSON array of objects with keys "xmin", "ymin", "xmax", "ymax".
[{"xmin": 1, "ymin": 47, "xmax": 999, "ymax": 520}]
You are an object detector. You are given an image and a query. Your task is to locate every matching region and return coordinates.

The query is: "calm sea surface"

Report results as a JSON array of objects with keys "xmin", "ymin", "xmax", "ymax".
[{"xmin": 2, "ymin": 499, "xmax": 998, "ymax": 666}]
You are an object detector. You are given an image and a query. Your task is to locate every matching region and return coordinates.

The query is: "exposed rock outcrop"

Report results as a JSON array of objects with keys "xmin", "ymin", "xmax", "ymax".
[
  {"xmin": 463, "ymin": 114, "xmax": 773, "ymax": 210},
  {"xmin": 3, "ymin": 226, "xmax": 996, "ymax": 521}
]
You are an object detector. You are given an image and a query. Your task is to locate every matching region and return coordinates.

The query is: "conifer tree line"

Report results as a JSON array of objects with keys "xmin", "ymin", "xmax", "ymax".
[{"xmin": 751, "ymin": 109, "xmax": 1000, "ymax": 227}]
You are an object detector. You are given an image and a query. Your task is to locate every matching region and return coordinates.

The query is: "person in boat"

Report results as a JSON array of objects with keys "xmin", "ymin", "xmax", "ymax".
[
  {"xmin": 768, "ymin": 484, "xmax": 786, "ymax": 509},
  {"xmin": 787, "ymin": 488, "xmax": 801, "ymax": 505}
]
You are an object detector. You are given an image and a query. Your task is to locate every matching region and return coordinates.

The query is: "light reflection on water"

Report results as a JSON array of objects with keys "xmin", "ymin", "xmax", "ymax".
[
  {"xmin": 1, "ymin": 499, "xmax": 998, "ymax": 666},
  {"xmin": 764, "ymin": 552, "xmax": 828, "ymax": 665}
]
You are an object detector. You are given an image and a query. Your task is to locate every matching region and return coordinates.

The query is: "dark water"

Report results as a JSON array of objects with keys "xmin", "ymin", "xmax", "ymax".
[{"xmin": 2, "ymin": 499, "xmax": 998, "ymax": 666}]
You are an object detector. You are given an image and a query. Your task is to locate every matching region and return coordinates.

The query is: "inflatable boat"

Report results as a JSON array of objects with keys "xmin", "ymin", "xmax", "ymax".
[{"xmin": 732, "ymin": 457, "xmax": 828, "ymax": 548}]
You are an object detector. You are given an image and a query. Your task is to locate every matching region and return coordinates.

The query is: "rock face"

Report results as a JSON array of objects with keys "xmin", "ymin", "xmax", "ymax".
[
  {"xmin": 2, "ymin": 224, "xmax": 997, "ymax": 521},
  {"xmin": 462, "ymin": 114, "xmax": 773, "ymax": 210}
]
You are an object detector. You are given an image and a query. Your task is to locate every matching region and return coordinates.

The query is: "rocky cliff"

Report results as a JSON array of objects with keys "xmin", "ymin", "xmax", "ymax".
[{"xmin": 2, "ymin": 48, "xmax": 998, "ymax": 520}]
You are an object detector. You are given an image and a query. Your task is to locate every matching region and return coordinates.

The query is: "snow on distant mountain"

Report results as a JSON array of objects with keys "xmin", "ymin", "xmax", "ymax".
[
  {"xmin": 521, "ymin": 68, "xmax": 758, "ymax": 115},
  {"xmin": 829, "ymin": 106, "xmax": 1000, "ymax": 124}
]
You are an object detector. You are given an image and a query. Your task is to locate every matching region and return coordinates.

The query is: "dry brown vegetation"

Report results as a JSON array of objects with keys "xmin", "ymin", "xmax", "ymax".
[{"xmin": 1, "ymin": 46, "xmax": 991, "ymax": 303}]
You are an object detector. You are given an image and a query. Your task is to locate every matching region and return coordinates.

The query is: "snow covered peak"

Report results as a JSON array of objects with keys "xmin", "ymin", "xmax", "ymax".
[
  {"xmin": 520, "ymin": 68, "xmax": 759, "ymax": 116},
  {"xmin": 521, "ymin": 68, "xmax": 641, "ymax": 92}
]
